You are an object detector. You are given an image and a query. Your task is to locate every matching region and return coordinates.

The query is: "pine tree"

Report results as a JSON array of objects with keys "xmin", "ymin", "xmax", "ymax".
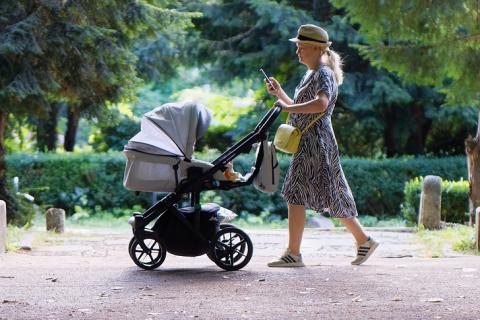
[
  {"xmin": 0, "ymin": 0, "xmax": 194, "ymax": 223},
  {"xmin": 331, "ymin": 0, "xmax": 480, "ymax": 223},
  {"xmin": 187, "ymin": 0, "xmax": 463, "ymax": 156}
]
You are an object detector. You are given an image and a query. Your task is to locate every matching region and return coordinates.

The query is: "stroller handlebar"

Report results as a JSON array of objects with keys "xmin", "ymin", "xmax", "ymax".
[
  {"xmin": 210, "ymin": 105, "xmax": 281, "ymax": 167},
  {"xmin": 253, "ymin": 105, "xmax": 282, "ymax": 134}
]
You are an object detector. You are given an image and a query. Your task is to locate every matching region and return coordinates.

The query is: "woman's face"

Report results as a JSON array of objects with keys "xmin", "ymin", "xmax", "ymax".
[{"xmin": 296, "ymin": 43, "xmax": 322, "ymax": 67}]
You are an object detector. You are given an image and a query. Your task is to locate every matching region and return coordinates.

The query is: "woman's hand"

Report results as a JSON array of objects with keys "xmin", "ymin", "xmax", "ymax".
[
  {"xmin": 274, "ymin": 99, "xmax": 288, "ymax": 110},
  {"xmin": 265, "ymin": 78, "xmax": 294, "ymax": 105},
  {"xmin": 265, "ymin": 77, "xmax": 282, "ymax": 96}
]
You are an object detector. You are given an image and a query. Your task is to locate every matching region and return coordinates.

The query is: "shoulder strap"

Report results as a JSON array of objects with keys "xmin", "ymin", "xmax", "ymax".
[
  {"xmin": 286, "ymin": 112, "xmax": 325, "ymax": 133},
  {"xmin": 301, "ymin": 112, "xmax": 325, "ymax": 134}
]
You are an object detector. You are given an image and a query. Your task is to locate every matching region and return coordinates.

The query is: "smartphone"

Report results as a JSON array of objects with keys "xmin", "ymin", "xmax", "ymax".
[{"xmin": 259, "ymin": 68, "xmax": 274, "ymax": 88}]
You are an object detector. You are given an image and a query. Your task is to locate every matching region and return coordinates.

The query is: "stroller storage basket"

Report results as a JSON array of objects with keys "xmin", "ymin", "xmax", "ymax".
[{"xmin": 153, "ymin": 203, "xmax": 220, "ymax": 257}]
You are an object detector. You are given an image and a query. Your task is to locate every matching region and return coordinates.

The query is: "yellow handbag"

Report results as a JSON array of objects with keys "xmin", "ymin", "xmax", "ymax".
[{"xmin": 274, "ymin": 112, "xmax": 325, "ymax": 154}]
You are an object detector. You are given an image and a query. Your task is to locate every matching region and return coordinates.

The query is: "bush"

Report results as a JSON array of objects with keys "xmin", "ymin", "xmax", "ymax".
[
  {"xmin": 6, "ymin": 152, "xmax": 151, "ymax": 216},
  {"xmin": 401, "ymin": 177, "xmax": 469, "ymax": 225},
  {"xmin": 343, "ymin": 157, "xmax": 467, "ymax": 217},
  {"xmin": 6, "ymin": 152, "xmax": 467, "ymax": 220},
  {"xmin": 192, "ymin": 153, "xmax": 467, "ymax": 219}
]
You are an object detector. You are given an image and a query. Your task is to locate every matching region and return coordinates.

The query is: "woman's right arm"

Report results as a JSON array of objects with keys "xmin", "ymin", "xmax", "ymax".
[{"xmin": 265, "ymin": 77, "xmax": 294, "ymax": 105}]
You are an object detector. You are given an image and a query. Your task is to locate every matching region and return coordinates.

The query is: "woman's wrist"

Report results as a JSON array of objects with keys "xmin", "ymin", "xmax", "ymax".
[{"xmin": 278, "ymin": 92, "xmax": 293, "ymax": 105}]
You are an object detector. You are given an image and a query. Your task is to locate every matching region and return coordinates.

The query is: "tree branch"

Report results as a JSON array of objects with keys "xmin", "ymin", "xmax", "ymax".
[{"xmin": 371, "ymin": 33, "xmax": 480, "ymax": 51}]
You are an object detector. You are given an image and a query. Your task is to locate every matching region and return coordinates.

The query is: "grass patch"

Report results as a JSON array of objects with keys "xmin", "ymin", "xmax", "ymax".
[
  {"xmin": 6, "ymin": 225, "xmax": 26, "ymax": 252},
  {"xmin": 63, "ymin": 205, "xmax": 142, "ymax": 230},
  {"xmin": 416, "ymin": 224, "xmax": 478, "ymax": 258}
]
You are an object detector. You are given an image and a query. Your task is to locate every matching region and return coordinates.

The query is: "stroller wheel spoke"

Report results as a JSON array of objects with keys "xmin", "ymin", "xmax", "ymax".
[
  {"xmin": 232, "ymin": 239, "xmax": 246, "ymax": 250},
  {"xmin": 147, "ymin": 252, "xmax": 155, "ymax": 263},
  {"xmin": 137, "ymin": 251, "xmax": 146, "ymax": 261},
  {"xmin": 233, "ymin": 249, "xmax": 247, "ymax": 257},
  {"xmin": 215, "ymin": 240, "xmax": 230, "ymax": 250}
]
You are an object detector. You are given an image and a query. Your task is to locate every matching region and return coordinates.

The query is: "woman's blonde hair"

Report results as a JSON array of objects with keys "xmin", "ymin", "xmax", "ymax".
[{"xmin": 324, "ymin": 48, "xmax": 344, "ymax": 85}]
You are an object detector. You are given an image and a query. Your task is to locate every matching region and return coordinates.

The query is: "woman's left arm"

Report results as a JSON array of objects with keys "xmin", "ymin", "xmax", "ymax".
[{"xmin": 276, "ymin": 93, "xmax": 329, "ymax": 114}]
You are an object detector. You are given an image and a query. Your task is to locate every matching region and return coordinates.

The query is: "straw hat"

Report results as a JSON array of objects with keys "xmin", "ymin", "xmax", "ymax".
[{"xmin": 289, "ymin": 24, "xmax": 332, "ymax": 47}]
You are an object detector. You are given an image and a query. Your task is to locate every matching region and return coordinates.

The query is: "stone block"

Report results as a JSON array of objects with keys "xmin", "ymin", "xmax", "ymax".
[
  {"xmin": 46, "ymin": 208, "xmax": 65, "ymax": 233},
  {"xmin": 418, "ymin": 175, "xmax": 442, "ymax": 229}
]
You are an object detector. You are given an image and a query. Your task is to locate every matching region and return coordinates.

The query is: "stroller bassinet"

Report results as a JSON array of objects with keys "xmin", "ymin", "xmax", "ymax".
[{"xmin": 124, "ymin": 101, "xmax": 281, "ymax": 271}]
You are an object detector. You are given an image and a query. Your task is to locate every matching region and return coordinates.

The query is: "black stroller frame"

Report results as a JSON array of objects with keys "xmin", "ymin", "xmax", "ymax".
[{"xmin": 128, "ymin": 106, "xmax": 282, "ymax": 271}]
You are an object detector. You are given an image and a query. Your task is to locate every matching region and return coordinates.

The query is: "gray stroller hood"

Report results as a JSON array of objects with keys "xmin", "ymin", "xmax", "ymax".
[
  {"xmin": 123, "ymin": 101, "xmax": 226, "ymax": 192},
  {"xmin": 126, "ymin": 100, "xmax": 211, "ymax": 159}
]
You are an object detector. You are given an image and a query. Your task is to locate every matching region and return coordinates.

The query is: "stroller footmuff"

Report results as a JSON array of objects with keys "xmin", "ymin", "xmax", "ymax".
[{"xmin": 123, "ymin": 101, "xmax": 281, "ymax": 271}]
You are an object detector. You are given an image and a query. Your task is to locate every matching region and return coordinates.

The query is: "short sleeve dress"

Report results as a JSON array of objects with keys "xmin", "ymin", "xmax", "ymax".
[{"xmin": 281, "ymin": 64, "xmax": 358, "ymax": 218}]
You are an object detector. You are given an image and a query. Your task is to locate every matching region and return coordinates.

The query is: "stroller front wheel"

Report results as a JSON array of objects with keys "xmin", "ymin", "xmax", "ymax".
[
  {"xmin": 209, "ymin": 227, "xmax": 253, "ymax": 271},
  {"xmin": 129, "ymin": 235, "xmax": 167, "ymax": 270}
]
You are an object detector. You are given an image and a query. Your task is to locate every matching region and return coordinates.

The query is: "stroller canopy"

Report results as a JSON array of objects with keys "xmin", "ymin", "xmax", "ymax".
[{"xmin": 126, "ymin": 101, "xmax": 212, "ymax": 159}]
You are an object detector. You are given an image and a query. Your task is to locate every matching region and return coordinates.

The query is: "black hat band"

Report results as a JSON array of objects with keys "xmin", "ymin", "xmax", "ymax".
[{"xmin": 297, "ymin": 34, "xmax": 328, "ymax": 44}]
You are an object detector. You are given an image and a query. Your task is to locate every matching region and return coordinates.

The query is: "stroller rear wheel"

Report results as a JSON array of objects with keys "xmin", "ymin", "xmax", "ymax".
[
  {"xmin": 207, "ymin": 224, "xmax": 244, "ymax": 261},
  {"xmin": 129, "ymin": 235, "xmax": 166, "ymax": 270},
  {"xmin": 209, "ymin": 226, "xmax": 253, "ymax": 271}
]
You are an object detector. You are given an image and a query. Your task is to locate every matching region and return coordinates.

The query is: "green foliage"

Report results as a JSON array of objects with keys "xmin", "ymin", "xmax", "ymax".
[
  {"xmin": 426, "ymin": 106, "xmax": 479, "ymax": 155},
  {"xmin": 5, "ymin": 152, "xmax": 151, "ymax": 216},
  {"xmin": 0, "ymin": 0, "xmax": 196, "ymax": 223},
  {"xmin": 330, "ymin": 0, "xmax": 480, "ymax": 105},
  {"xmin": 186, "ymin": 0, "xmax": 474, "ymax": 158},
  {"xmin": 172, "ymin": 85, "xmax": 255, "ymax": 150},
  {"xmin": 416, "ymin": 225, "xmax": 477, "ymax": 257},
  {"xmin": 5, "ymin": 152, "xmax": 468, "ymax": 221},
  {"xmin": 90, "ymin": 105, "xmax": 140, "ymax": 152},
  {"xmin": 402, "ymin": 177, "xmax": 469, "ymax": 225},
  {"xmin": 6, "ymin": 224, "xmax": 26, "ymax": 252},
  {"xmin": 343, "ymin": 157, "xmax": 467, "ymax": 217},
  {"xmin": 0, "ymin": 0, "xmax": 179, "ymax": 114},
  {"xmin": 186, "ymin": 0, "xmax": 310, "ymax": 88}
]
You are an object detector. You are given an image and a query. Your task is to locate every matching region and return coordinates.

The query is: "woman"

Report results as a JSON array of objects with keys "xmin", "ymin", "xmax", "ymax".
[{"xmin": 266, "ymin": 24, "xmax": 379, "ymax": 267}]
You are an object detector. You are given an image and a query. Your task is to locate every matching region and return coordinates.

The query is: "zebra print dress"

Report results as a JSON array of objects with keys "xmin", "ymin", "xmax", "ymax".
[{"xmin": 281, "ymin": 64, "xmax": 358, "ymax": 218}]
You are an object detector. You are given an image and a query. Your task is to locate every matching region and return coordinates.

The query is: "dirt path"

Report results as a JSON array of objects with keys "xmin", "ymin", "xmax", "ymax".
[{"xmin": 1, "ymin": 227, "xmax": 479, "ymax": 320}]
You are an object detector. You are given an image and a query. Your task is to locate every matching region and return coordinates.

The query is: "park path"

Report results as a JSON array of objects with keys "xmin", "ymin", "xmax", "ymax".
[{"xmin": 1, "ymin": 226, "xmax": 480, "ymax": 320}]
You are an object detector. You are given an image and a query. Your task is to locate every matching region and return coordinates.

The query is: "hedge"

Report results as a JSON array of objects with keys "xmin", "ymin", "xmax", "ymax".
[
  {"xmin": 401, "ymin": 177, "xmax": 469, "ymax": 225},
  {"xmin": 6, "ymin": 152, "xmax": 151, "ymax": 217},
  {"xmin": 6, "ymin": 152, "xmax": 467, "ymax": 219}
]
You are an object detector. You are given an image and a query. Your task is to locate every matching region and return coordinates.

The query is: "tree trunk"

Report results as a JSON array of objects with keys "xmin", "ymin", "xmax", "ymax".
[
  {"xmin": 37, "ymin": 103, "xmax": 60, "ymax": 152},
  {"xmin": 64, "ymin": 107, "xmax": 80, "ymax": 152},
  {"xmin": 0, "ymin": 112, "xmax": 18, "ymax": 223},
  {"xmin": 406, "ymin": 102, "xmax": 431, "ymax": 155},
  {"xmin": 45, "ymin": 103, "xmax": 60, "ymax": 151},
  {"xmin": 465, "ymin": 110, "xmax": 480, "ymax": 225},
  {"xmin": 383, "ymin": 106, "xmax": 398, "ymax": 157}
]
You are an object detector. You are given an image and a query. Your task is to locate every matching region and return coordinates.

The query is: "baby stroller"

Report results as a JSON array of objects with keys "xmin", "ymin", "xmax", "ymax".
[{"xmin": 123, "ymin": 101, "xmax": 281, "ymax": 271}]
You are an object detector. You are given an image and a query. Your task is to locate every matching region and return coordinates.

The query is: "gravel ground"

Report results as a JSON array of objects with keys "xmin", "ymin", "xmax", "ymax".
[{"xmin": 1, "ymin": 227, "xmax": 479, "ymax": 320}]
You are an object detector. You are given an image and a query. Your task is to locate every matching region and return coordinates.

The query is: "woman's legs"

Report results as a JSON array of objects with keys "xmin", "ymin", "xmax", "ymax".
[
  {"xmin": 287, "ymin": 203, "xmax": 306, "ymax": 255},
  {"xmin": 287, "ymin": 208, "xmax": 369, "ymax": 253},
  {"xmin": 339, "ymin": 217, "xmax": 369, "ymax": 246}
]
